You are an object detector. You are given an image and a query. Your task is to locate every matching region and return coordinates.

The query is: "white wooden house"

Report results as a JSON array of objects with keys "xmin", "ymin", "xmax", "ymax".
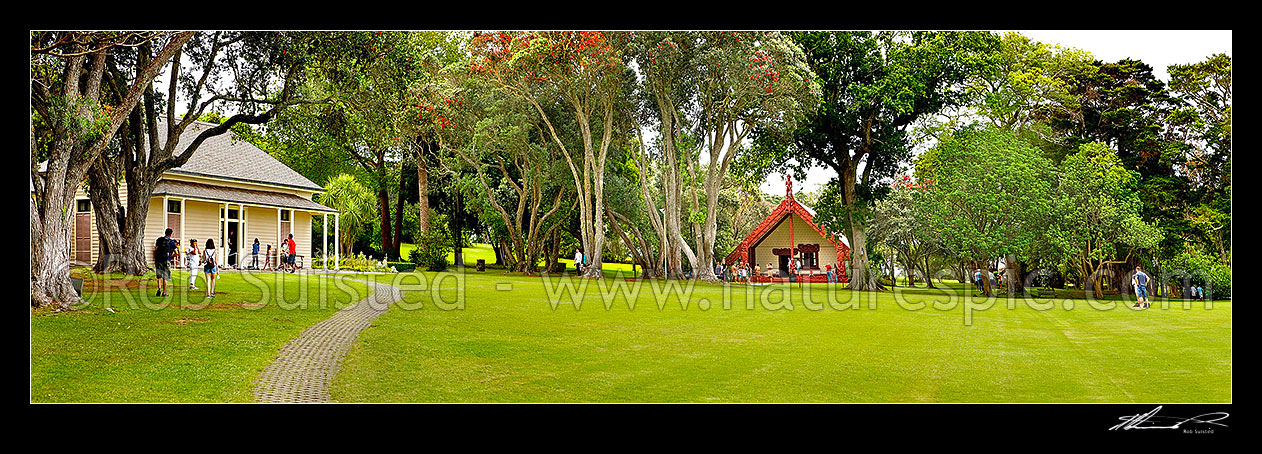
[{"xmin": 67, "ymin": 119, "xmax": 341, "ymax": 270}]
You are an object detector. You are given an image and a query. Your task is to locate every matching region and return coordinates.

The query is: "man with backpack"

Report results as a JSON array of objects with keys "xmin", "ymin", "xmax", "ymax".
[{"xmin": 153, "ymin": 228, "xmax": 177, "ymax": 297}]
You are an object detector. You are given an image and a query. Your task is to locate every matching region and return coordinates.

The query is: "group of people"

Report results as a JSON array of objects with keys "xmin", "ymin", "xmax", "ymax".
[
  {"xmin": 151, "ymin": 228, "xmax": 301, "ymax": 297},
  {"xmin": 972, "ymin": 269, "xmax": 1002, "ymax": 290},
  {"xmin": 726, "ymin": 261, "xmax": 757, "ymax": 283},
  {"xmin": 152, "ymin": 228, "xmax": 219, "ymax": 297},
  {"xmin": 573, "ymin": 249, "xmax": 587, "ymax": 274},
  {"xmin": 722, "ymin": 259, "xmax": 840, "ymax": 284}
]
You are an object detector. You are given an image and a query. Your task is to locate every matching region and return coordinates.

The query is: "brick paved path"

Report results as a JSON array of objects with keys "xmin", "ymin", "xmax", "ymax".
[{"xmin": 253, "ymin": 277, "xmax": 401, "ymax": 402}]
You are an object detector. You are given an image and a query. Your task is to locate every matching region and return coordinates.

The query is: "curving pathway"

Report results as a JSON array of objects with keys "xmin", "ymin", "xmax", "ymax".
[{"xmin": 253, "ymin": 277, "xmax": 402, "ymax": 403}]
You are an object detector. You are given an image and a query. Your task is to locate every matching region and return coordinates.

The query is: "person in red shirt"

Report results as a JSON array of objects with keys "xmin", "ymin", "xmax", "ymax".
[{"xmin": 285, "ymin": 233, "xmax": 297, "ymax": 273}]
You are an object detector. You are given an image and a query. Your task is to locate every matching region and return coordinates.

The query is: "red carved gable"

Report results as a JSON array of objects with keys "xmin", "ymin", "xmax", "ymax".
[{"xmin": 723, "ymin": 195, "xmax": 850, "ymax": 268}]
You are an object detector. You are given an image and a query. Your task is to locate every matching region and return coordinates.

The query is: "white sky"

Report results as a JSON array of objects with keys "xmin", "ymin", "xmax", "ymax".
[{"xmin": 763, "ymin": 29, "xmax": 1233, "ymax": 197}]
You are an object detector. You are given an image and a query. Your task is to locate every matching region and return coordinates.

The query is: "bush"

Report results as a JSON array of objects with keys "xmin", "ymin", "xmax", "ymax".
[
  {"xmin": 342, "ymin": 252, "xmax": 396, "ymax": 273},
  {"xmin": 1165, "ymin": 247, "xmax": 1231, "ymax": 298},
  {"xmin": 409, "ymin": 228, "xmax": 452, "ymax": 272},
  {"xmin": 387, "ymin": 261, "xmax": 417, "ymax": 272}
]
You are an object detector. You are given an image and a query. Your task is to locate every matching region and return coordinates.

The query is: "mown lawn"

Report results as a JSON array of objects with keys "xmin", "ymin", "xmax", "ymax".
[
  {"xmin": 399, "ymin": 242, "xmax": 638, "ymax": 275},
  {"xmin": 31, "ymin": 269, "xmax": 373, "ymax": 402},
  {"xmin": 332, "ymin": 272, "xmax": 1231, "ymax": 403}
]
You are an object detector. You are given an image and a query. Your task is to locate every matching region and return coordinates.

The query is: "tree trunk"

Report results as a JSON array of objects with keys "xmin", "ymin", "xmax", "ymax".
[
  {"xmin": 31, "ymin": 191, "xmax": 81, "ymax": 308},
  {"xmin": 976, "ymin": 260, "xmax": 993, "ymax": 297},
  {"xmin": 391, "ymin": 175, "xmax": 405, "ymax": 260},
  {"xmin": 377, "ymin": 187, "xmax": 392, "ymax": 259},
  {"xmin": 842, "ymin": 163, "xmax": 881, "ymax": 291},
  {"xmin": 922, "ymin": 255, "xmax": 936, "ymax": 289},
  {"xmin": 1004, "ymin": 255, "xmax": 1022, "ymax": 294},
  {"xmin": 451, "ymin": 191, "xmax": 464, "ymax": 268},
  {"xmin": 417, "ymin": 141, "xmax": 430, "ymax": 232}
]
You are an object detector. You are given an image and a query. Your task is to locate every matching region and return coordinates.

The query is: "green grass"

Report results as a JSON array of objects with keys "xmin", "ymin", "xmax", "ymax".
[
  {"xmin": 331, "ymin": 272, "xmax": 1231, "ymax": 403},
  {"xmin": 399, "ymin": 242, "xmax": 638, "ymax": 275},
  {"xmin": 31, "ymin": 270, "xmax": 373, "ymax": 402},
  {"xmin": 399, "ymin": 242, "xmax": 499, "ymax": 266},
  {"xmin": 33, "ymin": 268, "xmax": 1230, "ymax": 403}
]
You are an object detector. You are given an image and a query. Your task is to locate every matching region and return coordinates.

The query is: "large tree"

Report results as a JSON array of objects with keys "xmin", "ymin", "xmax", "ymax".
[
  {"xmin": 945, "ymin": 32, "xmax": 1095, "ymax": 290},
  {"xmin": 268, "ymin": 31, "xmax": 441, "ymax": 260},
  {"xmin": 764, "ymin": 31, "xmax": 1001, "ymax": 290},
  {"xmin": 435, "ymin": 68, "xmax": 573, "ymax": 273},
  {"xmin": 1048, "ymin": 142, "xmax": 1161, "ymax": 299},
  {"xmin": 467, "ymin": 31, "xmax": 630, "ymax": 278},
  {"xmin": 919, "ymin": 127, "xmax": 1057, "ymax": 297},
  {"xmin": 630, "ymin": 31, "xmax": 819, "ymax": 282},
  {"xmin": 31, "ymin": 31, "xmax": 194, "ymax": 308},
  {"xmin": 1166, "ymin": 54, "xmax": 1231, "ymax": 264},
  {"xmin": 870, "ymin": 176, "xmax": 941, "ymax": 288},
  {"xmin": 86, "ymin": 31, "xmax": 317, "ymax": 275},
  {"xmin": 970, "ymin": 32, "xmax": 1094, "ymax": 136},
  {"xmin": 400, "ymin": 31, "xmax": 467, "ymax": 234}
]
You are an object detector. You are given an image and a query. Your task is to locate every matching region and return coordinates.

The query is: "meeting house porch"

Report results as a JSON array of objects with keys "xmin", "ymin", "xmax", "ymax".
[{"xmin": 724, "ymin": 175, "xmax": 850, "ymax": 284}]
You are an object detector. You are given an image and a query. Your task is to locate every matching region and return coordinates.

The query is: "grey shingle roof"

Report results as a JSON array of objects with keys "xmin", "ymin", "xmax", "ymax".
[
  {"xmin": 157, "ymin": 118, "xmax": 324, "ymax": 191},
  {"xmin": 152, "ymin": 179, "xmax": 337, "ymax": 213}
]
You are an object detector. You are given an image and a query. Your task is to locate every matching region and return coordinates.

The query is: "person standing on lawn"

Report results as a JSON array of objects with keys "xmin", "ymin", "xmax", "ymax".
[
  {"xmin": 574, "ymin": 248, "xmax": 584, "ymax": 275},
  {"xmin": 1132, "ymin": 265, "xmax": 1151, "ymax": 308},
  {"xmin": 186, "ymin": 239, "xmax": 201, "ymax": 290},
  {"xmin": 152, "ymin": 228, "xmax": 177, "ymax": 297},
  {"xmin": 203, "ymin": 239, "xmax": 218, "ymax": 297},
  {"xmin": 285, "ymin": 234, "xmax": 298, "ymax": 273}
]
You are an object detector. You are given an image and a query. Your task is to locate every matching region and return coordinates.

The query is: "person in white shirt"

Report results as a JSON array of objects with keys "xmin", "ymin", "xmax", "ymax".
[
  {"xmin": 186, "ymin": 239, "xmax": 202, "ymax": 290},
  {"xmin": 574, "ymin": 249, "xmax": 584, "ymax": 274}
]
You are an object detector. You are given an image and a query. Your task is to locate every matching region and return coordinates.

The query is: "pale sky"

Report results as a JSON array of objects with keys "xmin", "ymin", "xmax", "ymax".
[{"xmin": 764, "ymin": 29, "xmax": 1233, "ymax": 197}]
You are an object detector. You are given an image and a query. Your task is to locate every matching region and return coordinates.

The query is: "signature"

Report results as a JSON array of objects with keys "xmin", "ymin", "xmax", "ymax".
[{"xmin": 1109, "ymin": 406, "xmax": 1229, "ymax": 431}]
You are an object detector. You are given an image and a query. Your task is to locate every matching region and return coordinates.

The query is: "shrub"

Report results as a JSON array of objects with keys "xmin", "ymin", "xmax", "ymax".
[
  {"xmin": 409, "ymin": 228, "xmax": 452, "ymax": 272},
  {"xmin": 388, "ymin": 261, "xmax": 417, "ymax": 272},
  {"xmin": 323, "ymin": 252, "xmax": 395, "ymax": 273},
  {"xmin": 1164, "ymin": 247, "xmax": 1231, "ymax": 298}
]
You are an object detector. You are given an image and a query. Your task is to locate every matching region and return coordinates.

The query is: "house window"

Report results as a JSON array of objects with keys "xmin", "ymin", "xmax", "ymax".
[
  {"xmin": 167, "ymin": 200, "xmax": 181, "ymax": 213},
  {"xmin": 801, "ymin": 251, "xmax": 819, "ymax": 269},
  {"xmin": 280, "ymin": 210, "xmax": 290, "ymax": 222},
  {"xmin": 227, "ymin": 208, "xmax": 239, "ymax": 219},
  {"xmin": 76, "ymin": 200, "xmax": 91, "ymax": 213}
]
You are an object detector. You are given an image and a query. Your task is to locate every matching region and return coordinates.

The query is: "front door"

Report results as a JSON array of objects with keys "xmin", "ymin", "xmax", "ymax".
[
  {"xmin": 227, "ymin": 221, "xmax": 239, "ymax": 266},
  {"xmin": 75, "ymin": 213, "xmax": 91, "ymax": 264},
  {"xmin": 778, "ymin": 255, "xmax": 789, "ymax": 277}
]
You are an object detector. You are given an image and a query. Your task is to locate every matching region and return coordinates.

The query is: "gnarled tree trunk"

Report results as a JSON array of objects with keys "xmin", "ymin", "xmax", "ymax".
[
  {"xmin": 1004, "ymin": 255, "xmax": 1022, "ymax": 295},
  {"xmin": 842, "ymin": 163, "xmax": 881, "ymax": 291}
]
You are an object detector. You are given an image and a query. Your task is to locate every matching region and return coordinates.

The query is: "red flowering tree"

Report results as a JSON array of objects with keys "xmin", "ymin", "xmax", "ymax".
[
  {"xmin": 467, "ymin": 31, "xmax": 630, "ymax": 278},
  {"xmin": 628, "ymin": 31, "xmax": 820, "ymax": 281},
  {"xmin": 419, "ymin": 69, "xmax": 575, "ymax": 273}
]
